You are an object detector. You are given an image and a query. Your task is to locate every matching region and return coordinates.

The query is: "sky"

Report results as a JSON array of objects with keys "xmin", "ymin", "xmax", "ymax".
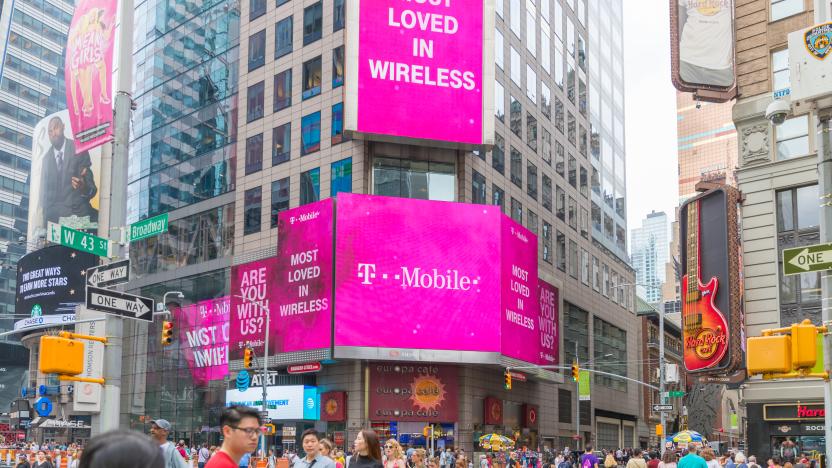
[{"xmin": 623, "ymin": 0, "xmax": 680, "ymax": 249}]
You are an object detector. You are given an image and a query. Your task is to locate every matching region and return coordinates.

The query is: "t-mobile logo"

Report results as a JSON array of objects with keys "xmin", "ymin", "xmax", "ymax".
[
  {"xmin": 356, "ymin": 263, "xmax": 479, "ymax": 291},
  {"xmin": 357, "ymin": 263, "xmax": 377, "ymax": 285}
]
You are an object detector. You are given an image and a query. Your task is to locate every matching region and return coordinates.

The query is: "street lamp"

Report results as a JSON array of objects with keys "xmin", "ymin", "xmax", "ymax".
[
  {"xmin": 154, "ymin": 291, "xmax": 185, "ymax": 316},
  {"xmin": 232, "ymin": 294, "xmax": 270, "ymax": 457}
]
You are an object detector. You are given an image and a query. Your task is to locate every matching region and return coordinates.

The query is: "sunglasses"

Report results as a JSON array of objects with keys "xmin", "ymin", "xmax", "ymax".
[{"xmin": 386, "ymin": 445, "xmax": 395, "ymax": 449}]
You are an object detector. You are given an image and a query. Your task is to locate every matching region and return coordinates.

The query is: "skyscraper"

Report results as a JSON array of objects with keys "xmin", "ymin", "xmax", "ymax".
[{"xmin": 630, "ymin": 211, "xmax": 668, "ymax": 303}]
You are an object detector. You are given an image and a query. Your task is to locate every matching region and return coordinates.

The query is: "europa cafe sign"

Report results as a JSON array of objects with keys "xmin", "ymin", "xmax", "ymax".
[{"xmin": 369, "ymin": 364, "xmax": 459, "ymax": 421}]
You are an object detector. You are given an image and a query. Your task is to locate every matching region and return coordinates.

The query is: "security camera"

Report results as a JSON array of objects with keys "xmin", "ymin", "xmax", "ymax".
[{"xmin": 766, "ymin": 99, "xmax": 791, "ymax": 126}]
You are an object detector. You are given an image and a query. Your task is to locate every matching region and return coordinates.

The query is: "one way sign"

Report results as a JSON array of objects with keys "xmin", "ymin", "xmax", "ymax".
[
  {"xmin": 86, "ymin": 259, "xmax": 130, "ymax": 288},
  {"xmin": 86, "ymin": 287, "xmax": 155, "ymax": 322}
]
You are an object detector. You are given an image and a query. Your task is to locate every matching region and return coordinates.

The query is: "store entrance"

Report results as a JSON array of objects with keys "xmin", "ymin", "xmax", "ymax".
[
  {"xmin": 371, "ymin": 422, "xmax": 456, "ymax": 455},
  {"xmin": 771, "ymin": 436, "xmax": 826, "ymax": 463}
]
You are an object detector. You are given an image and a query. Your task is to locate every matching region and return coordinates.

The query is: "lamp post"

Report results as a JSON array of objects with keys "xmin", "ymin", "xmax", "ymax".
[
  {"xmin": 574, "ymin": 349, "xmax": 613, "ymax": 444},
  {"xmin": 232, "ymin": 294, "xmax": 270, "ymax": 456}
]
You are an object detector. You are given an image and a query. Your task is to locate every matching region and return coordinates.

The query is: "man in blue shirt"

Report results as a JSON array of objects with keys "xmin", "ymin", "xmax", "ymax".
[{"xmin": 678, "ymin": 448, "xmax": 707, "ymax": 468}]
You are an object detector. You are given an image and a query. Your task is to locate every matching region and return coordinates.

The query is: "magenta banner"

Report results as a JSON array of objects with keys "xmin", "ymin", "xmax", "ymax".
[
  {"xmin": 500, "ymin": 217, "xmax": 541, "ymax": 364},
  {"xmin": 335, "ymin": 193, "xmax": 502, "ymax": 351},
  {"xmin": 274, "ymin": 199, "xmax": 334, "ymax": 353},
  {"xmin": 173, "ymin": 297, "xmax": 230, "ymax": 385},
  {"xmin": 538, "ymin": 280, "xmax": 559, "ymax": 366},
  {"xmin": 229, "ymin": 258, "xmax": 277, "ymax": 360},
  {"xmin": 64, "ymin": 0, "xmax": 116, "ymax": 153},
  {"xmin": 349, "ymin": 0, "xmax": 486, "ymax": 145}
]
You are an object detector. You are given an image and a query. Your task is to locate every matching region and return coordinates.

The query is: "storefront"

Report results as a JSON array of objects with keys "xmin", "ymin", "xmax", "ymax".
[
  {"xmin": 747, "ymin": 402, "xmax": 826, "ymax": 464},
  {"xmin": 320, "ymin": 391, "xmax": 349, "ymax": 451}
]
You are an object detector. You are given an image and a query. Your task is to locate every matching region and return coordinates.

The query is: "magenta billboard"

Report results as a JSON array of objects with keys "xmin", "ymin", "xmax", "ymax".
[
  {"xmin": 229, "ymin": 258, "xmax": 276, "ymax": 360},
  {"xmin": 345, "ymin": 0, "xmax": 493, "ymax": 146},
  {"xmin": 500, "ymin": 217, "xmax": 541, "ymax": 364},
  {"xmin": 173, "ymin": 297, "xmax": 230, "ymax": 385},
  {"xmin": 537, "ymin": 280, "xmax": 559, "ymax": 366}
]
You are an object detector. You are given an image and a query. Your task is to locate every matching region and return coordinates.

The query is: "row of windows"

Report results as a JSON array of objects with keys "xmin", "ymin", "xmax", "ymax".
[
  {"xmin": 243, "ymin": 158, "xmax": 352, "ymax": 235},
  {"xmin": 250, "ymin": 0, "xmax": 344, "ymax": 32}
]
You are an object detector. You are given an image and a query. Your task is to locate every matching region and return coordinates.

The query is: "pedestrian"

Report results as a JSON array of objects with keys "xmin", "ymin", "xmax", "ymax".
[
  {"xmin": 32, "ymin": 451, "xmax": 54, "ymax": 468},
  {"xmin": 747, "ymin": 457, "xmax": 759, "ymax": 468},
  {"xmin": 735, "ymin": 454, "xmax": 747, "ymax": 468},
  {"xmin": 15, "ymin": 453, "xmax": 30, "ymax": 468},
  {"xmin": 321, "ymin": 438, "xmax": 343, "ymax": 468},
  {"xmin": 177, "ymin": 441, "xmax": 189, "ymax": 460},
  {"xmin": 626, "ymin": 450, "xmax": 647, "ymax": 468},
  {"xmin": 150, "ymin": 419, "xmax": 190, "ymax": 468},
  {"xmin": 678, "ymin": 448, "xmax": 706, "ymax": 468},
  {"xmin": 412, "ymin": 449, "xmax": 427, "ymax": 468},
  {"xmin": 197, "ymin": 444, "xmax": 212, "ymax": 468},
  {"xmin": 647, "ymin": 453, "xmax": 660, "ymax": 468},
  {"xmin": 428, "ymin": 458, "xmax": 440, "ymax": 468},
  {"xmin": 605, "ymin": 453, "xmax": 617, "ymax": 468},
  {"xmin": 384, "ymin": 440, "xmax": 407, "ymax": 468},
  {"xmin": 701, "ymin": 449, "xmax": 718, "ymax": 468},
  {"xmin": 78, "ymin": 430, "xmax": 164, "ymax": 468},
  {"xmin": 581, "ymin": 445, "xmax": 599, "ymax": 468},
  {"xmin": 658, "ymin": 451, "xmax": 677, "ymax": 468},
  {"xmin": 204, "ymin": 406, "xmax": 262, "ymax": 468},
  {"xmin": 350, "ymin": 430, "xmax": 384, "ymax": 468}
]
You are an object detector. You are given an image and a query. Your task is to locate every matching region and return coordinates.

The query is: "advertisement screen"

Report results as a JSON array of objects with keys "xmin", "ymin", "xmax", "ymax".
[
  {"xmin": 537, "ymin": 280, "xmax": 559, "ymax": 366},
  {"xmin": 335, "ymin": 194, "xmax": 501, "ymax": 351},
  {"xmin": 368, "ymin": 363, "xmax": 458, "ymax": 422},
  {"xmin": 15, "ymin": 245, "xmax": 97, "ymax": 319},
  {"xmin": 229, "ymin": 258, "xmax": 277, "ymax": 361},
  {"xmin": 672, "ymin": 0, "xmax": 736, "ymax": 92},
  {"xmin": 500, "ymin": 217, "xmax": 540, "ymax": 364},
  {"xmin": 173, "ymin": 297, "xmax": 230, "ymax": 385},
  {"xmin": 346, "ymin": 0, "xmax": 490, "ymax": 145},
  {"xmin": 225, "ymin": 385, "xmax": 319, "ymax": 420}
]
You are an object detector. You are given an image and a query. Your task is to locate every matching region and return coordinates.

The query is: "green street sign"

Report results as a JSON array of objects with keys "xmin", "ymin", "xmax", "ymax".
[
  {"xmin": 667, "ymin": 391, "xmax": 685, "ymax": 397},
  {"xmin": 47, "ymin": 222, "xmax": 112, "ymax": 258},
  {"xmin": 129, "ymin": 213, "xmax": 168, "ymax": 241},
  {"xmin": 783, "ymin": 243, "xmax": 832, "ymax": 275}
]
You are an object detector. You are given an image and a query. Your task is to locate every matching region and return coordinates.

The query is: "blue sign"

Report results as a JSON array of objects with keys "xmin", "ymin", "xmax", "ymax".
[
  {"xmin": 39, "ymin": 385, "xmax": 60, "ymax": 396},
  {"xmin": 236, "ymin": 370, "xmax": 251, "ymax": 392},
  {"xmin": 33, "ymin": 397, "xmax": 52, "ymax": 417},
  {"xmin": 303, "ymin": 386, "xmax": 319, "ymax": 420}
]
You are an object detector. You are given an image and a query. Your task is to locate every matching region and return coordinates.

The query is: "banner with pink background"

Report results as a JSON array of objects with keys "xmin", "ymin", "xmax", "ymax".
[
  {"xmin": 64, "ymin": 0, "xmax": 116, "ymax": 153},
  {"xmin": 500, "ymin": 217, "xmax": 542, "ymax": 364},
  {"xmin": 173, "ymin": 297, "xmax": 230, "ymax": 385},
  {"xmin": 229, "ymin": 258, "xmax": 277, "ymax": 360}
]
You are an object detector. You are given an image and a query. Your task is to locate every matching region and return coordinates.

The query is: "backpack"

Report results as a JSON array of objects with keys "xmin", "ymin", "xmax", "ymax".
[{"xmin": 582, "ymin": 456, "xmax": 594, "ymax": 468}]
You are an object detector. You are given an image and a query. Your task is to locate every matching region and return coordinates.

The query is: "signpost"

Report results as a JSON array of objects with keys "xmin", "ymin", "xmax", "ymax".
[
  {"xmin": 652, "ymin": 404, "xmax": 674, "ymax": 412},
  {"xmin": 129, "ymin": 213, "xmax": 168, "ymax": 241},
  {"xmin": 47, "ymin": 222, "xmax": 112, "ymax": 258},
  {"xmin": 85, "ymin": 287, "xmax": 154, "ymax": 322},
  {"xmin": 783, "ymin": 243, "xmax": 832, "ymax": 275},
  {"xmin": 86, "ymin": 260, "xmax": 130, "ymax": 288}
]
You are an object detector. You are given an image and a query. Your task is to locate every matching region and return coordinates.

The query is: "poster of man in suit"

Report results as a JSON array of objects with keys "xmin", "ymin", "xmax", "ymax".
[{"xmin": 27, "ymin": 110, "xmax": 102, "ymax": 243}]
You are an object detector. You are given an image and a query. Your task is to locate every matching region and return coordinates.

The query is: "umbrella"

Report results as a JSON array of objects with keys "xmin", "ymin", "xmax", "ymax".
[
  {"xmin": 479, "ymin": 434, "xmax": 515, "ymax": 450},
  {"xmin": 670, "ymin": 430, "xmax": 705, "ymax": 444}
]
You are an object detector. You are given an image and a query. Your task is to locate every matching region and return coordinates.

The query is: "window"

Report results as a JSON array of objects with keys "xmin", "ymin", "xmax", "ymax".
[
  {"xmin": 543, "ymin": 222, "xmax": 553, "ymax": 264},
  {"xmin": 579, "ymin": 125, "xmax": 588, "ymax": 156},
  {"xmin": 771, "ymin": 0, "xmax": 803, "ymax": 21},
  {"xmin": 493, "ymin": 133, "xmax": 506, "ymax": 174},
  {"xmin": 541, "ymin": 30, "xmax": 551, "ymax": 74},
  {"xmin": 250, "ymin": 0, "xmax": 266, "ymax": 20},
  {"xmin": 271, "ymin": 178, "xmax": 290, "ymax": 227},
  {"xmin": 300, "ymin": 168, "xmax": 321, "ymax": 205},
  {"xmin": 568, "ymin": 112, "xmax": 576, "ymax": 145},
  {"xmin": 272, "ymin": 123, "xmax": 291, "ymax": 166},
  {"xmin": 527, "ymin": 113, "xmax": 538, "ymax": 151},
  {"xmin": 331, "ymin": 158, "xmax": 352, "ymax": 196},
  {"xmin": 555, "ymin": 97, "xmax": 564, "ymax": 133},
  {"xmin": 554, "ymin": 43, "xmax": 564, "ymax": 88},
  {"xmin": 541, "ymin": 128, "xmax": 552, "ymax": 165},
  {"xmin": 244, "ymin": 187, "xmax": 262, "ymax": 235},
  {"xmin": 581, "ymin": 248, "xmax": 589, "ymax": 285},
  {"xmin": 568, "ymin": 155, "xmax": 577, "ymax": 187},
  {"xmin": 333, "ymin": 46, "xmax": 345, "ymax": 88},
  {"xmin": 496, "ymin": 0, "xmax": 503, "ymax": 17},
  {"xmin": 333, "ymin": 0, "xmax": 345, "ymax": 31},
  {"xmin": 542, "ymin": 175, "xmax": 552, "ymax": 211},
  {"xmin": 603, "ymin": 264, "xmax": 609, "ymax": 296},
  {"xmin": 373, "ymin": 157, "xmax": 455, "ymax": 201},
  {"xmin": 566, "ymin": 17, "xmax": 575, "ymax": 55},
  {"xmin": 594, "ymin": 317, "xmax": 628, "ymax": 391},
  {"xmin": 245, "ymin": 133, "xmax": 263, "ymax": 175},
  {"xmin": 772, "ymin": 49, "xmax": 790, "ymax": 93},
  {"xmin": 554, "ymin": 1, "xmax": 563, "ymax": 40},
  {"xmin": 510, "ymin": 147, "xmax": 523, "ymax": 188},
  {"xmin": 592, "ymin": 256, "xmax": 600, "ymax": 291},
  {"xmin": 556, "ymin": 142, "xmax": 565, "ymax": 177},
  {"xmin": 526, "ymin": 10, "xmax": 536, "ymax": 55},
  {"xmin": 579, "ymin": 79, "xmax": 587, "ymax": 116},
  {"xmin": 493, "ymin": 185, "xmax": 505, "ymax": 212},
  {"xmin": 277, "ymin": 0, "xmax": 289, "ymax": 5},
  {"xmin": 541, "ymin": 83, "xmax": 551, "ymax": 119},
  {"xmin": 579, "ymin": 166, "xmax": 588, "ymax": 197},
  {"xmin": 580, "ymin": 207, "xmax": 589, "ymax": 238},
  {"xmin": 511, "ymin": 197, "xmax": 522, "ymax": 223},
  {"xmin": 568, "ymin": 196, "xmax": 577, "ymax": 229},
  {"xmin": 473, "ymin": 170, "xmax": 487, "ymax": 204},
  {"xmin": 556, "ymin": 230, "xmax": 566, "ymax": 271},
  {"xmin": 495, "ymin": 29, "xmax": 504, "ymax": 70},
  {"xmin": 302, "ymin": 56, "xmax": 322, "ymax": 100},
  {"xmin": 558, "ymin": 388, "xmax": 572, "ymax": 424},
  {"xmin": 275, "ymin": 16, "xmax": 293, "ymax": 59},
  {"xmin": 556, "ymin": 187, "xmax": 565, "ymax": 220},
  {"xmin": 510, "ymin": 95, "xmax": 522, "ymax": 136},
  {"xmin": 510, "ymin": 0, "xmax": 521, "ymax": 36},
  {"xmin": 247, "ymin": 81, "xmax": 265, "ymax": 122},
  {"xmin": 776, "ymin": 115, "xmax": 809, "ymax": 160},
  {"xmin": 527, "ymin": 65, "xmax": 537, "ymax": 103},
  {"xmin": 332, "ymin": 102, "xmax": 347, "ymax": 145},
  {"xmin": 778, "ymin": 185, "xmax": 821, "ymax": 324},
  {"xmin": 495, "ymin": 81, "xmax": 505, "ymax": 122},
  {"xmin": 301, "ymin": 111, "xmax": 321, "ymax": 155},
  {"xmin": 527, "ymin": 210, "xmax": 538, "ymax": 235},
  {"xmin": 510, "ymin": 47, "xmax": 521, "ymax": 85},
  {"xmin": 248, "ymin": 30, "xmax": 266, "ymax": 71},
  {"xmin": 303, "ymin": 2, "xmax": 323, "ymax": 45},
  {"xmin": 274, "ymin": 69, "xmax": 292, "ymax": 112},
  {"xmin": 527, "ymin": 162, "xmax": 538, "ymax": 200}
]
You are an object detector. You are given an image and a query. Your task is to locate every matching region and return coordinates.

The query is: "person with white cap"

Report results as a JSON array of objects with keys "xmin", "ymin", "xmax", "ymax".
[{"xmin": 150, "ymin": 419, "xmax": 190, "ymax": 468}]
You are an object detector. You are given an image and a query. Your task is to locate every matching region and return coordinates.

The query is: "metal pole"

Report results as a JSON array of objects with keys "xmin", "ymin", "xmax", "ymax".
[
  {"xmin": 659, "ymin": 304, "xmax": 666, "ymax": 455},
  {"xmin": 817, "ymin": 108, "xmax": 832, "ymax": 468},
  {"xmin": 262, "ymin": 304, "xmax": 270, "ymax": 457},
  {"xmin": 575, "ymin": 341, "xmax": 580, "ymax": 446}
]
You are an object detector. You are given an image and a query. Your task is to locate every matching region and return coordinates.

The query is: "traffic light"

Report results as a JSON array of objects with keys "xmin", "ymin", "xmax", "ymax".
[
  {"xmin": 161, "ymin": 321, "xmax": 174, "ymax": 346},
  {"xmin": 504, "ymin": 370, "xmax": 512, "ymax": 390},
  {"xmin": 656, "ymin": 424, "xmax": 663, "ymax": 437},
  {"xmin": 39, "ymin": 336, "xmax": 85, "ymax": 375},
  {"xmin": 244, "ymin": 347, "xmax": 254, "ymax": 369},
  {"xmin": 264, "ymin": 424, "xmax": 276, "ymax": 435},
  {"xmin": 747, "ymin": 319, "xmax": 827, "ymax": 378},
  {"xmin": 571, "ymin": 361, "xmax": 579, "ymax": 382}
]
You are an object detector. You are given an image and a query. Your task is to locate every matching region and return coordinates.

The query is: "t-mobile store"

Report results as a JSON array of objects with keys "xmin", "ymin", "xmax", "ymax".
[{"xmin": 746, "ymin": 402, "xmax": 826, "ymax": 463}]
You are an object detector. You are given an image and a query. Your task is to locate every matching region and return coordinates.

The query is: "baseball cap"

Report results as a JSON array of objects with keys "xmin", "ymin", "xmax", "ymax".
[{"xmin": 152, "ymin": 419, "xmax": 172, "ymax": 431}]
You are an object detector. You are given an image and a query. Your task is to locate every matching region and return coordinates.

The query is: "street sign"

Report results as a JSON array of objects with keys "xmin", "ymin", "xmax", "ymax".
[
  {"xmin": 286, "ymin": 362, "xmax": 322, "ymax": 374},
  {"xmin": 86, "ymin": 259, "xmax": 130, "ymax": 288},
  {"xmin": 259, "ymin": 410, "xmax": 269, "ymax": 420},
  {"xmin": 85, "ymin": 286, "xmax": 154, "ymax": 321},
  {"xmin": 47, "ymin": 222, "xmax": 112, "ymax": 258},
  {"xmin": 129, "ymin": 213, "xmax": 169, "ymax": 242},
  {"xmin": 652, "ymin": 404, "xmax": 673, "ymax": 412},
  {"xmin": 668, "ymin": 390, "xmax": 685, "ymax": 397},
  {"xmin": 783, "ymin": 243, "xmax": 832, "ymax": 275}
]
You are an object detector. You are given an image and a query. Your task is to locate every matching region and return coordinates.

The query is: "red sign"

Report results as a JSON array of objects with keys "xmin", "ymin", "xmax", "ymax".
[
  {"xmin": 484, "ymin": 397, "xmax": 503, "ymax": 425},
  {"xmin": 321, "ymin": 391, "xmax": 347, "ymax": 422},
  {"xmin": 287, "ymin": 362, "xmax": 322, "ymax": 374},
  {"xmin": 334, "ymin": 431, "xmax": 345, "ymax": 447},
  {"xmin": 369, "ymin": 363, "xmax": 459, "ymax": 422},
  {"xmin": 509, "ymin": 371, "xmax": 527, "ymax": 382},
  {"xmin": 523, "ymin": 404, "xmax": 539, "ymax": 428}
]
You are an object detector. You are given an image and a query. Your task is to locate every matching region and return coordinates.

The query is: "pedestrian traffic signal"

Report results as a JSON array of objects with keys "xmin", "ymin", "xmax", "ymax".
[
  {"xmin": 504, "ymin": 370, "xmax": 512, "ymax": 390},
  {"xmin": 264, "ymin": 424, "xmax": 276, "ymax": 435},
  {"xmin": 244, "ymin": 347, "xmax": 254, "ymax": 369},
  {"xmin": 571, "ymin": 361, "xmax": 579, "ymax": 382},
  {"xmin": 161, "ymin": 321, "xmax": 174, "ymax": 346},
  {"xmin": 747, "ymin": 319, "xmax": 828, "ymax": 378}
]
